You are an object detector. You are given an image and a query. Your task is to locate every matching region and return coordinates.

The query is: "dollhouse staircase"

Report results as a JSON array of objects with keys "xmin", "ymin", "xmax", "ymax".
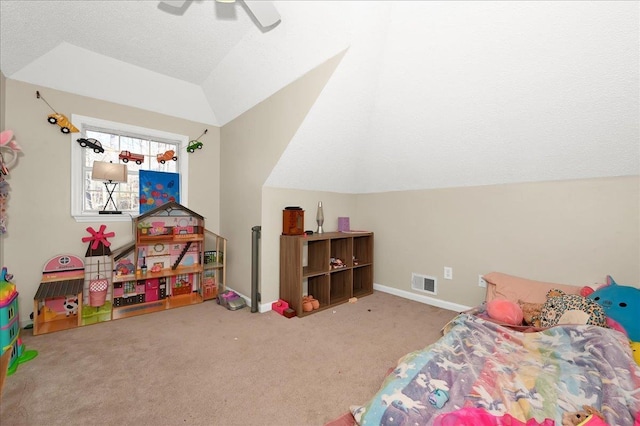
[{"xmin": 171, "ymin": 241, "xmax": 192, "ymax": 270}]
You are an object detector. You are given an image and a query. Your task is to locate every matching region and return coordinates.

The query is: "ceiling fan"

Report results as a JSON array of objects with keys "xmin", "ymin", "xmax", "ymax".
[{"xmin": 159, "ymin": 0, "xmax": 281, "ymax": 30}]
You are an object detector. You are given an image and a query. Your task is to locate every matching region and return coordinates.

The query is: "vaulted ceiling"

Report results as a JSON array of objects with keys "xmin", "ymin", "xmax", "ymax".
[{"xmin": 1, "ymin": 1, "xmax": 638, "ymax": 193}]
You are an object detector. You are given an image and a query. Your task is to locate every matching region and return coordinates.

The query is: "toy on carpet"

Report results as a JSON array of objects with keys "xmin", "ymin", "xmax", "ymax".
[
  {"xmin": 562, "ymin": 405, "xmax": 607, "ymax": 426},
  {"xmin": 216, "ymin": 290, "xmax": 246, "ymax": 311},
  {"xmin": 302, "ymin": 295, "xmax": 320, "ymax": 312},
  {"xmin": 486, "ymin": 299, "xmax": 524, "ymax": 325},
  {"xmin": 587, "ymin": 276, "xmax": 640, "ymax": 341},
  {"xmin": 539, "ymin": 289, "xmax": 606, "ymax": 328}
]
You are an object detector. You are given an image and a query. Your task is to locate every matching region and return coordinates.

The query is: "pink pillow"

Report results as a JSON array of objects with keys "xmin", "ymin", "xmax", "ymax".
[
  {"xmin": 486, "ymin": 299, "xmax": 524, "ymax": 325},
  {"xmin": 483, "ymin": 272, "xmax": 582, "ymax": 304}
]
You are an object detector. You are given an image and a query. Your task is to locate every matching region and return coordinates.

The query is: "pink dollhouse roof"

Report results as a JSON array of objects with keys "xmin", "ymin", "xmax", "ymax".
[
  {"xmin": 136, "ymin": 201, "xmax": 204, "ymax": 222},
  {"xmin": 41, "ymin": 254, "xmax": 85, "ymax": 281}
]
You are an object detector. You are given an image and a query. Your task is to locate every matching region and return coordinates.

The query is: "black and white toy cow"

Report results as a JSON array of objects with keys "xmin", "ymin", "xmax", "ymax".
[{"xmin": 64, "ymin": 296, "xmax": 79, "ymax": 316}]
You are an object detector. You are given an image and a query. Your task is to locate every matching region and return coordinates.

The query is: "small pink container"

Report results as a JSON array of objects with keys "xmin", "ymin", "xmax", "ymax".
[
  {"xmin": 272, "ymin": 299, "xmax": 289, "ymax": 315},
  {"xmin": 89, "ymin": 277, "xmax": 108, "ymax": 307},
  {"xmin": 338, "ymin": 217, "xmax": 350, "ymax": 232}
]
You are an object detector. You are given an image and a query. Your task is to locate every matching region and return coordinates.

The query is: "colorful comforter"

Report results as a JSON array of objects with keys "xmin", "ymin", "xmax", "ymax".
[{"xmin": 352, "ymin": 313, "xmax": 640, "ymax": 425}]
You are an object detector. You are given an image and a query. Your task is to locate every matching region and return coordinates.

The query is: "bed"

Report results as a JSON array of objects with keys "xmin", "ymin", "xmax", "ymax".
[{"xmin": 338, "ymin": 273, "xmax": 640, "ymax": 426}]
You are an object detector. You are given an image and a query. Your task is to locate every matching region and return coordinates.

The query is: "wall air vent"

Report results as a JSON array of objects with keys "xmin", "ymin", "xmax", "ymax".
[{"xmin": 412, "ymin": 273, "xmax": 437, "ymax": 295}]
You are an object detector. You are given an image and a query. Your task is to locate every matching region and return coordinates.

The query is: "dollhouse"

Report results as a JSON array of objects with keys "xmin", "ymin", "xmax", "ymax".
[
  {"xmin": 32, "ymin": 254, "xmax": 86, "ymax": 335},
  {"xmin": 32, "ymin": 202, "xmax": 226, "ymax": 334},
  {"xmin": 111, "ymin": 202, "xmax": 207, "ymax": 319}
]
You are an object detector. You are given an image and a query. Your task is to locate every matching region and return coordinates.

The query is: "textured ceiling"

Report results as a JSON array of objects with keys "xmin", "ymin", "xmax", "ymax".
[
  {"xmin": 0, "ymin": 0, "xmax": 353, "ymax": 125},
  {"xmin": 1, "ymin": 1, "xmax": 638, "ymax": 193}
]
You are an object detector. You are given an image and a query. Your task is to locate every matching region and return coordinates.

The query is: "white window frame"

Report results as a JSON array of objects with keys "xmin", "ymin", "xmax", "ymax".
[{"xmin": 71, "ymin": 114, "xmax": 189, "ymax": 223}]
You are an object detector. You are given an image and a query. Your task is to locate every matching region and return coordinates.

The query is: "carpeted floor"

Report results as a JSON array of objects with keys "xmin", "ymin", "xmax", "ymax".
[{"xmin": 0, "ymin": 291, "xmax": 459, "ymax": 426}]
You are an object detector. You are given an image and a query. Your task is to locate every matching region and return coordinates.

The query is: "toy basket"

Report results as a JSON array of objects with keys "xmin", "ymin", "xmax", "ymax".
[
  {"xmin": 89, "ymin": 276, "xmax": 108, "ymax": 307},
  {"xmin": 89, "ymin": 261, "xmax": 109, "ymax": 307}
]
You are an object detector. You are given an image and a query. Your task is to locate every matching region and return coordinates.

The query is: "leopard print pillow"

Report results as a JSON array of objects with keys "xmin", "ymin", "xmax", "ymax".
[{"xmin": 539, "ymin": 289, "xmax": 606, "ymax": 328}]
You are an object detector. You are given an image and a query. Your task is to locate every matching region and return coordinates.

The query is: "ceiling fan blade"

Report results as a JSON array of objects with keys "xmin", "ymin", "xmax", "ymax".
[
  {"xmin": 243, "ymin": 1, "xmax": 281, "ymax": 29},
  {"xmin": 158, "ymin": 0, "xmax": 193, "ymax": 15},
  {"xmin": 160, "ymin": 0, "xmax": 187, "ymax": 7}
]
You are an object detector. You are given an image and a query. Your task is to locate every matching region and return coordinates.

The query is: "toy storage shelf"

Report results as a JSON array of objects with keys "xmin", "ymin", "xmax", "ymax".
[
  {"xmin": 279, "ymin": 231, "xmax": 374, "ymax": 318},
  {"xmin": 203, "ymin": 230, "xmax": 227, "ymax": 301}
]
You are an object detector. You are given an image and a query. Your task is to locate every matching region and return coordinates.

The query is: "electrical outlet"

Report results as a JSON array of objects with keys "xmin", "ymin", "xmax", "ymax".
[
  {"xmin": 444, "ymin": 267, "xmax": 453, "ymax": 280},
  {"xmin": 478, "ymin": 275, "xmax": 487, "ymax": 288}
]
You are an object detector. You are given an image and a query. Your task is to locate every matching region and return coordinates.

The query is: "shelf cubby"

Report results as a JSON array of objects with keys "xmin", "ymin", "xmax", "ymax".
[
  {"xmin": 330, "ymin": 269, "xmax": 352, "ymax": 305},
  {"xmin": 353, "ymin": 265, "xmax": 373, "ymax": 298}
]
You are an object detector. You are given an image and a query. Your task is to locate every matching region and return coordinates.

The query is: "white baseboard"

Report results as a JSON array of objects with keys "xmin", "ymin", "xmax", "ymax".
[
  {"xmin": 373, "ymin": 283, "xmax": 472, "ymax": 313},
  {"xmin": 259, "ymin": 284, "xmax": 472, "ymax": 315}
]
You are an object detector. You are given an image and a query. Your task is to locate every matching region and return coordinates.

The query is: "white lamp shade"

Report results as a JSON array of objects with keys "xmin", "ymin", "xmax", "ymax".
[{"xmin": 92, "ymin": 161, "xmax": 128, "ymax": 183}]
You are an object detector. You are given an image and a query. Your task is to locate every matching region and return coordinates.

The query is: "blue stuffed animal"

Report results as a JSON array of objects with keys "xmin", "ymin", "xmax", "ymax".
[{"xmin": 587, "ymin": 276, "xmax": 640, "ymax": 341}]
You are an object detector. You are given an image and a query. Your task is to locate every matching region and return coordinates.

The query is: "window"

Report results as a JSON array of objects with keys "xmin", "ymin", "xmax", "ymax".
[{"xmin": 71, "ymin": 115, "xmax": 189, "ymax": 222}]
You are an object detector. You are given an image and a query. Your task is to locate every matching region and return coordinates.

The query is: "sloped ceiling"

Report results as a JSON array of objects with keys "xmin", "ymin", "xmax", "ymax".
[{"xmin": 1, "ymin": 1, "xmax": 638, "ymax": 193}]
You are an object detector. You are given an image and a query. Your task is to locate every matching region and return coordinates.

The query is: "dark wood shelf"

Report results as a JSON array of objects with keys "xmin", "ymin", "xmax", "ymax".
[{"xmin": 280, "ymin": 232, "xmax": 373, "ymax": 317}]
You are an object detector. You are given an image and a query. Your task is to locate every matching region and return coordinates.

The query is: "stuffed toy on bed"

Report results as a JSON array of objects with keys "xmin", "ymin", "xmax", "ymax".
[
  {"xmin": 518, "ymin": 300, "xmax": 544, "ymax": 327},
  {"xmin": 562, "ymin": 405, "xmax": 608, "ymax": 426},
  {"xmin": 538, "ymin": 289, "xmax": 606, "ymax": 328},
  {"xmin": 631, "ymin": 341, "xmax": 640, "ymax": 366},
  {"xmin": 587, "ymin": 276, "xmax": 640, "ymax": 341}
]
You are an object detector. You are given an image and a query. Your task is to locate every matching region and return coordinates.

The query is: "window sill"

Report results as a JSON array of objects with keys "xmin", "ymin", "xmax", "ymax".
[{"xmin": 73, "ymin": 213, "xmax": 139, "ymax": 223}]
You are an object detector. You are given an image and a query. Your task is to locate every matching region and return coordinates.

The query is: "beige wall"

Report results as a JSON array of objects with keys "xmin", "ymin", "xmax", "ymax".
[
  {"xmin": 221, "ymin": 49, "xmax": 640, "ymax": 311},
  {"xmin": 259, "ymin": 177, "xmax": 640, "ymax": 311},
  {"xmin": 3, "ymin": 79, "xmax": 220, "ymax": 320},
  {"xmin": 355, "ymin": 176, "xmax": 640, "ymax": 307},
  {"xmin": 220, "ymin": 52, "xmax": 345, "ymax": 302}
]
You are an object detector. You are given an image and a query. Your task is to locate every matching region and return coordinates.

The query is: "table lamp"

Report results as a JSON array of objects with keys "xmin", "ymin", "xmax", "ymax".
[{"xmin": 92, "ymin": 161, "xmax": 128, "ymax": 214}]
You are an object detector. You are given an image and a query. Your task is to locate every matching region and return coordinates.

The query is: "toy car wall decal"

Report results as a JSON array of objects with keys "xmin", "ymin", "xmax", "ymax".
[
  {"xmin": 119, "ymin": 150, "xmax": 144, "ymax": 165},
  {"xmin": 186, "ymin": 129, "xmax": 207, "ymax": 153},
  {"xmin": 157, "ymin": 150, "xmax": 177, "ymax": 164},
  {"xmin": 48, "ymin": 113, "xmax": 79, "ymax": 134},
  {"xmin": 186, "ymin": 140, "xmax": 203, "ymax": 153},
  {"xmin": 77, "ymin": 138, "xmax": 105, "ymax": 153},
  {"xmin": 36, "ymin": 91, "xmax": 79, "ymax": 134}
]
